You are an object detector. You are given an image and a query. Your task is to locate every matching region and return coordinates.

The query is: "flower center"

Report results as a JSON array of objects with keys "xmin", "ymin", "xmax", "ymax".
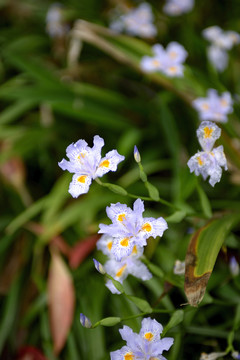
[
  {"xmin": 220, "ymin": 99, "xmax": 228, "ymax": 107},
  {"xmin": 204, "ymin": 126, "xmax": 213, "ymax": 138},
  {"xmin": 169, "ymin": 65, "xmax": 177, "ymax": 73},
  {"xmin": 120, "ymin": 237, "xmax": 129, "ymax": 247},
  {"xmin": 116, "ymin": 264, "xmax": 127, "ymax": 278},
  {"xmin": 100, "ymin": 159, "xmax": 110, "ymax": 168},
  {"xmin": 78, "ymin": 152, "xmax": 86, "ymax": 160},
  {"xmin": 124, "ymin": 353, "xmax": 135, "ymax": 360},
  {"xmin": 144, "ymin": 332, "xmax": 154, "ymax": 341},
  {"xmin": 77, "ymin": 175, "xmax": 87, "ymax": 183},
  {"xmin": 201, "ymin": 103, "xmax": 209, "ymax": 111},
  {"xmin": 107, "ymin": 241, "xmax": 112, "ymax": 251},
  {"xmin": 152, "ymin": 59, "xmax": 161, "ymax": 67},
  {"xmin": 131, "ymin": 245, "xmax": 138, "ymax": 254},
  {"xmin": 169, "ymin": 51, "xmax": 177, "ymax": 59},
  {"xmin": 142, "ymin": 223, "xmax": 152, "ymax": 232},
  {"xmin": 197, "ymin": 157, "xmax": 204, "ymax": 166},
  {"xmin": 118, "ymin": 213, "xmax": 126, "ymax": 222}
]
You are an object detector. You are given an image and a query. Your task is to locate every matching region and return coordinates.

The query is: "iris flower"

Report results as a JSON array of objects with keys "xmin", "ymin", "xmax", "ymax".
[
  {"xmin": 203, "ymin": 26, "xmax": 240, "ymax": 72},
  {"xmin": 163, "ymin": 0, "xmax": 194, "ymax": 16},
  {"xmin": 110, "ymin": 317, "xmax": 174, "ymax": 360},
  {"xmin": 58, "ymin": 135, "xmax": 124, "ymax": 198},
  {"xmin": 99, "ymin": 199, "xmax": 168, "ymax": 261},
  {"xmin": 141, "ymin": 42, "xmax": 188, "ymax": 77},
  {"xmin": 97, "ymin": 235, "xmax": 152, "ymax": 294},
  {"xmin": 110, "ymin": 3, "xmax": 157, "ymax": 38},
  {"xmin": 192, "ymin": 89, "xmax": 233, "ymax": 123},
  {"xmin": 188, "ymin": 121, "xmax": 227, "ymax": 186}
]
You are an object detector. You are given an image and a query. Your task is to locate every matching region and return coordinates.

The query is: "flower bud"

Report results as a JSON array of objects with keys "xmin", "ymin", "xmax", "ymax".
[
  {"xmin": 93, "ymin": 258, "xmax": 106, "ymax": 275},
  {"xmin": 80, "ymin": 313, "xmax": 92, "ymax": 328},
  {"xmin": 134, "ymin": 145, "xmax": 141, "ymax": 163},
  {"xmin": 229, "ymin": 256, "xmax": 239, "ymax": 277}
]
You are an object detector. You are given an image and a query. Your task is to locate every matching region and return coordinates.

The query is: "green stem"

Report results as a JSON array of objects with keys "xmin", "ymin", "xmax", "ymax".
[
  {"xmin": 121, "ymin": 309, "xmax": 173, "ymax": 322},
  {"xmin": 95, "ymin": 178, "xmax": 177, "ymax": 209}
]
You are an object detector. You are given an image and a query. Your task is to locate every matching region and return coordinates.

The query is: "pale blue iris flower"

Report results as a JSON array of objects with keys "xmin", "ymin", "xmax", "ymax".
[
  {"xmin": 96, "ymin": 234, "xmax": 152, "ymax": 294},
  {"xmin": 188, "ymin": 121, "xmax": 227, "ymax": 186},
  {"xmin": 46, "ymin": 3, "xmax": 68, "ymax": 38},
  {"xmin": 192, "ymin": 89, "xmax": 233, "ymax": 123},
  {"xmin": 203, "ymin": 26, "xmax": 240, "ymax": 72},
  {"xmin": 163, "ymin": 0, "xmax": 194, "ymax": 16},
  {"xmin": 141, "ymin": 42, "xmax": 188, "ymax": 77},
  {"xmin": 110, "ymin": 318, "xmax": 174, "ymax": 360},
  {"xmin": 110, "ymin": 3, "xmax": 157, "ymax": 38},
  {"xmin": 99, "ymin": 199, "xmax": 168, "ymax": 261},
  {"xmin": 58, "ymin": 136, "xmax": 125, "ymax": 198}
]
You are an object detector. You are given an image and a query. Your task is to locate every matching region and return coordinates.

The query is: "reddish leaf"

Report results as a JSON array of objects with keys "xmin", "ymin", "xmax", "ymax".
[
  {"xmin": 51, "ymin": 235, "xmax": 71, "ymax": 256},
  {"xmin": 0, "ymin": 156, "xmax": 25, "ymax": 188},
  {"xmin": 68, "ymin": 234, "xmax": 100, "ymax": 269},
  {"xmin": 27, "ymin": 222, "xmax": 71, "ymax": 256},
  {"xmin": 48, "ymin": 250, "xmax": 75, "ymax": 354},
  {"xmin": 17, "ymin": 346, "xmax": 48, "ymax": 360},
  {"xmin": 0, "ymin": 235, "xmax": 25, "ymax": 294}
]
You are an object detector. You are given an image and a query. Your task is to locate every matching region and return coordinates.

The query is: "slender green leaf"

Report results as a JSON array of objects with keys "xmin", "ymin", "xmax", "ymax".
[
  {"xmin": 0, "ymin": 99, "xmax": 37, "ymax": 125},
  {"xmin": 126, "ymin": 295, "xmax": 152, "ymax": 313},
  {"xmin": 0, "ymin": 276, "xmax": 21, "ymax": 353},
  {"xmin": 6, "ymin": 197, "xmax": 48, "ymax": 234},
  {"xmin": 196, "ymin": 182, "xmax": 212, "ymax": 218},
  {"xmin": 166, "ymin": 210, "xmax": 186, "ymax": 223},
  {"xmin": 161, "ymin": 310, "xmax": 184, "ymax": 337},
  {"xmin": 145, "ymin": 181, "xmax": 160, "ymax": 201},
  {"xmin": 185, "ymin": 213, "xmax": 240, "ymax": 306}
]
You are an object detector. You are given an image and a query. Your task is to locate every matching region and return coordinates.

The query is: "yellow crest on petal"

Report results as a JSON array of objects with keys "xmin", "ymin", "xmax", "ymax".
[
  {"xmin": 120, "ymin": 238, "xmax": 129, "ymax": 247},
  {"xmin": 142, "ymin": 223, "xmax": 152, "ymax": 232},
  {"xmin": 116, "ymin": 264, "xmax": 127, "ymax": 278},
  {"xmin": 118, "ymin": 213, "xmax": 126, "ymax": 222},
  {"xmin": 124, "ymin": 353, "xmax": 135, "ymax": 360},
  {"xmin": 197, "ymin": 157, "xmax": 204, "ymax": 166},
  {"xmin": 77, "ymin": 175, "xmax": 87, "ymax": 183},
  {"xmin": 204, "ymin": 126, "xmax": 213, "ymax": 138},
  {"xmin": 100, "ymin": 160, "xmax": 110, "ymax": 168},
  {"xmin": 144, "ymin": 332, "xmax": 154, "ymax": 341}
]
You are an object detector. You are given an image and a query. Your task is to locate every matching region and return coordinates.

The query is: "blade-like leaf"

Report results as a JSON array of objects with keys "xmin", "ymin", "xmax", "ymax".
[
  {"xmin": 126, "ymin": 295, "xmax": 152, "ymax": 313},
  {"xmin": 161, "ymin": 310, "xmax": 184, "ymax": 337},
  {"xmin": 184, "ymin": 213, "xmax": 240, "ymax": 306}
]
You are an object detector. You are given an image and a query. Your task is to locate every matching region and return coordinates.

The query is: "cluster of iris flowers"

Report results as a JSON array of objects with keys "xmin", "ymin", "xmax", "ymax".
[
  {"xmin": 54, "ymin": 1, "xmax": 240, "ymax": 358},
  {"xmin": 97, "ymin": 198, "xmax": 167, "ymax": 293},
  {"xmin": 203, "ymin": 26, "xmax": 240, "ymax": 72},
  {"xmin": 188, "ymin": 89, "xmax": 233, "ymax": 186}
]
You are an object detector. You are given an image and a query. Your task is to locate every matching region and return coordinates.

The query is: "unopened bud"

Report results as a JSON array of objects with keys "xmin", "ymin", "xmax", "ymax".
[
  {"xmin": 93, "ymin": 258, "xmax": 106, "ymax": 275},
  {"xmin": 229, "ymin": 256, "xmax": 239, "ymax": 277},
  {"xmin": 80, "ymin": 313, "xmax": 92, "ymax": 328},
  {"xmin": 134, "ymin": 145, "xmax": 141, "ymax": 163}
]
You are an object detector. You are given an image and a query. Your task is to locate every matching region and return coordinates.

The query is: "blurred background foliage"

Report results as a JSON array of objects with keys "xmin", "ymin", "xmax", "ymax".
[{"xmin": 1, "ymin": 0, "xmax": 240, "ymax": 359}]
